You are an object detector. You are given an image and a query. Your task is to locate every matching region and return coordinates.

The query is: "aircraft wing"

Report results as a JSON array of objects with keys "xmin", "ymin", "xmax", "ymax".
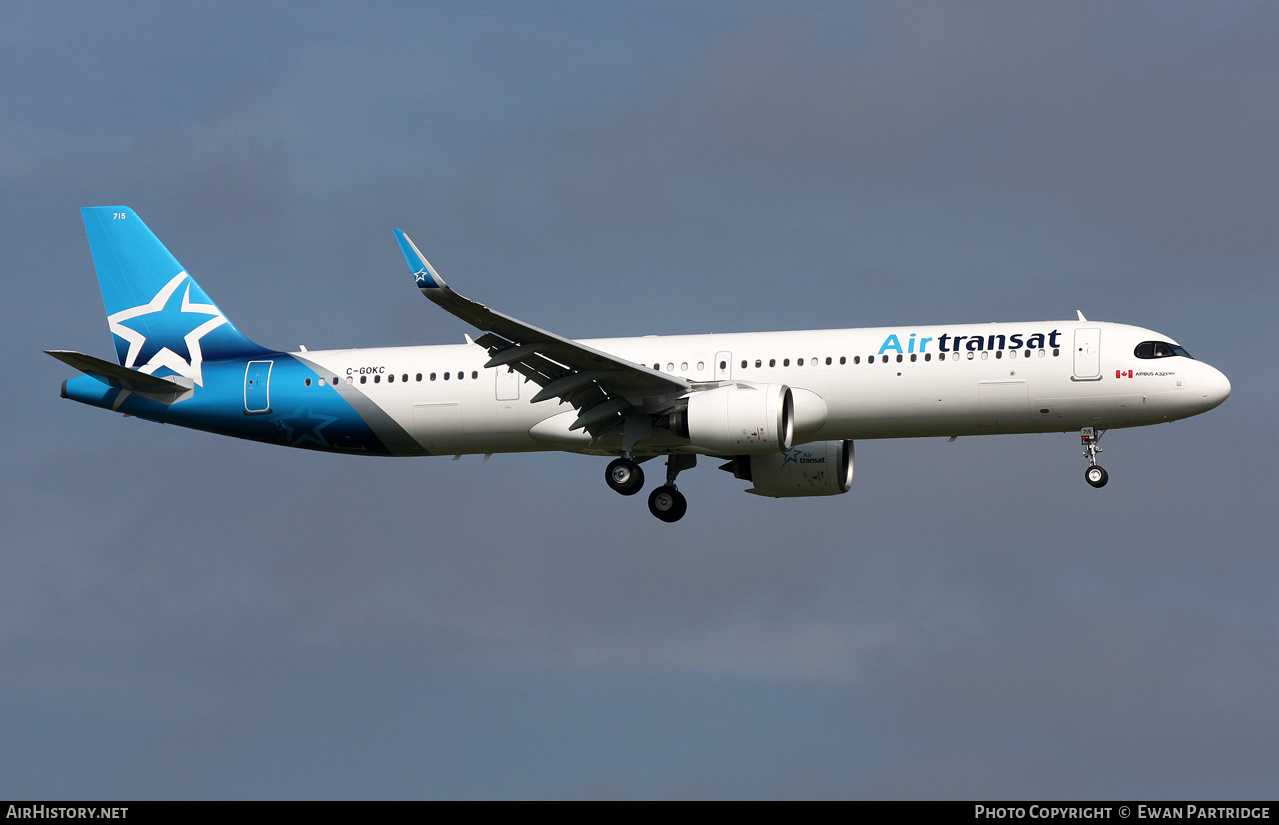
[{"xmin": 393, "ymin": 230, "xmax": 693, "ymax": 440}]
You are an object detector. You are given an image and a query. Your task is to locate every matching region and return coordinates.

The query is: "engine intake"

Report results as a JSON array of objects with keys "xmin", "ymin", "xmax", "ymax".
[
  {"xmin": 669, "ymin": 383, "xmax": 794, "ymax": 454},
  {"xmin": 720, "ymin": 440, "xmax": 854, "ymax": 497}
]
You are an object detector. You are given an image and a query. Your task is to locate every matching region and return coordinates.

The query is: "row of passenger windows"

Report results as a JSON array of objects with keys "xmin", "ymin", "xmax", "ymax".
[
  {"xmin": 302, "ymin": 370, "xmax": 481, "ymax": 387},
  {"xmin": 301, "ymin": 347, "xmax": 1065, "ymax": 387},
  {"xmin": 651, "ymin": 349, "xmax": 1061, "ymax": 373}
]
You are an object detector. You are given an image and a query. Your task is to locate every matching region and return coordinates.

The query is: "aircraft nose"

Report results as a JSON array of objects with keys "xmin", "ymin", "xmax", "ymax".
[{"xmin": 1201, "ymin": 365, "xmax": 1231, "ymax": 410}]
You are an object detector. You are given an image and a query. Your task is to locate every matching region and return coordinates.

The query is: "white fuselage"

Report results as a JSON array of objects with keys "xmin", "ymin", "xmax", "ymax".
[{"xmin": 293, "ymin": 320, "xmax": 1231, "ymax": 457}]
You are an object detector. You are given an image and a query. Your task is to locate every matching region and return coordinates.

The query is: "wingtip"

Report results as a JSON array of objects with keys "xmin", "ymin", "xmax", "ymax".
[{"xmin": 393, "ymin": 228, "xmax": 445, "ymax": 290}]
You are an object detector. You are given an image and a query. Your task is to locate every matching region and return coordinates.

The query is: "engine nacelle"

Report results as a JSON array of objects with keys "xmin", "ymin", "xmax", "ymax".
[
  {"xmin": 670, "ymin": 383, "xmax": 794, "ymax": 454},
  {"xmin": 721, "ymin": 440, "xmax": 854, "ymax": 497}
]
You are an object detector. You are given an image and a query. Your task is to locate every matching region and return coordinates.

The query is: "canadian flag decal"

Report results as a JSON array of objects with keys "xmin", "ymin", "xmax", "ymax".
[{"xmin": 1116, "ymin": 369, "xmax": 1133, "ymax": 378}]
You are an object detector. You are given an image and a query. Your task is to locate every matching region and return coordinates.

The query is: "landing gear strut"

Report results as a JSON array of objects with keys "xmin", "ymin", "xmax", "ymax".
[
  {"xmin": 1081, "ymin": 427, "xmax": 1108, "ymax": 488},
  {"xmin": 605, "ymin": 457, "xmax": 644, "ymax": 496},
  {"xmin": 647, "ymin": 454, "xmax": 696, "ymax": 523}
]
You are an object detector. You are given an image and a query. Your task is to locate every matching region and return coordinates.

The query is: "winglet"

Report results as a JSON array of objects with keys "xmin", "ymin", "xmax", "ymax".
[{"xmin": 392, "ymin": 229, "xmax": 447, "ymax": 290}]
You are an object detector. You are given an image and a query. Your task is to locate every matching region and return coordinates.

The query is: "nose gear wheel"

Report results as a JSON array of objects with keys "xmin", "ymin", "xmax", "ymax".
[{"xmin": 1080, "ymin": 428, "xmax": 1108, "ymax": 488}]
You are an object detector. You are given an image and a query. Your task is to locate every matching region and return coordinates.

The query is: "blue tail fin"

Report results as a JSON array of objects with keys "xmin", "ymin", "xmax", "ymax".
[{"xmin": 81, "ymin": 206, "xmax": 268, "ymax": 385}]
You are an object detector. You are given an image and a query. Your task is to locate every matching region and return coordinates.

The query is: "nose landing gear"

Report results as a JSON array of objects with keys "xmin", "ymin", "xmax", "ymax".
[{"xmin": 1081, "ymin": 427, "xmax": 1108, "ymax": 488}]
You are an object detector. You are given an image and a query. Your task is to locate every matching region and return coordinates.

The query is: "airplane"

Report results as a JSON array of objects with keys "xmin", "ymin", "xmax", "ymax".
[{"xmin": 50, "ymin": 206, "xmax": 1231, "ymax": 522}]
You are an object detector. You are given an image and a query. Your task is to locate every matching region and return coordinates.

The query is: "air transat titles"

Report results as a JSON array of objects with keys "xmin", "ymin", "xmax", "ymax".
[{"xmin": 879, "ymin": 329, "xmax": 1062, "ymax": 355}]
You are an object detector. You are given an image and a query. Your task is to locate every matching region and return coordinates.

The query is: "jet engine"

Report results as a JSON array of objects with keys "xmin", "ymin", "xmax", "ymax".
[
  {"xmin": 720, "ymin": 440, "xmax": 854, "ymax": 497},
  {"xmin": 668, "ymin": 383, "xmax": 794, "ymax": 454}
]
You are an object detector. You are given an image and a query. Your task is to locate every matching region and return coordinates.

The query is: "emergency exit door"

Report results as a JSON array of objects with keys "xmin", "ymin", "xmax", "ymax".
[{"xmin": 244, "ymin": 360, "xmax": 273, "ymax": 413}]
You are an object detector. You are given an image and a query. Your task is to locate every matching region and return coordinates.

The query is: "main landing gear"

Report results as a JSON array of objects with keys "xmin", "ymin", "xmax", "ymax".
[
  {"xmin": 648, "ymin": 486, "xmax": 687, "ymax": 523},
  {"xmin": 1081, "ymin": 427, "xmax": 1108, "ymax": 488},
  {"xmin": 605, "ymin": 454, "xmax": 695, "ymax": 522},
  {"xmin": 605, "ymin": 457, "xmax": 645, "ymax": 496}
]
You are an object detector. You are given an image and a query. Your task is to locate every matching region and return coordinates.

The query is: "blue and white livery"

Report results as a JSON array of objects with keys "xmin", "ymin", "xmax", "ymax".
[{"xmin": 52, "ymin": 206, "xmax": 1231, "ymax": 521}]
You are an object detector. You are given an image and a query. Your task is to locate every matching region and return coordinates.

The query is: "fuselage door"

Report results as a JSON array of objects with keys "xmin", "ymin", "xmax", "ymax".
[
  {"xmin": 715, "ymin": 351, "xmax": 732, "ymax": 381},
  {"xmin": 1073, "ymin": 328, "xmax": 1102, "ymax": 380},
  {"xmin": 495, "ymin": 366, "xmax": 520, "ymax": 401},
  {"xmin": 244, "ymin": 360, "xmax": 273, "ymax": 414}
]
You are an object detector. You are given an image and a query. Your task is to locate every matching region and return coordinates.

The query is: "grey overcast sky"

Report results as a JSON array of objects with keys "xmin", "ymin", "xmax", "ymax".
[{"xmin": 2, "ymin": 1, "xmax": 1276, "ymax": 799}]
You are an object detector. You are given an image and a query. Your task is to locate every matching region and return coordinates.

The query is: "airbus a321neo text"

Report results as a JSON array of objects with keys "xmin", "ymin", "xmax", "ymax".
[{"xmin": 51, "ymin": 207, "xmax": 1231, "ymax": 522}]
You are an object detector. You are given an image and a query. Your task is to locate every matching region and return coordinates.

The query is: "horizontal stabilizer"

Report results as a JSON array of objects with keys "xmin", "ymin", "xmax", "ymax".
[{"xmin": 46, "ymin": 350, "xmax": 194, "ymax": 395}]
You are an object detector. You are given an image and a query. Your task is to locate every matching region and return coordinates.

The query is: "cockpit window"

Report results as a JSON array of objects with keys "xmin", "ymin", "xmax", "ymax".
[{"xmin": 1135, "ymin": 341, "xmax": 1193, "ymax": 360}]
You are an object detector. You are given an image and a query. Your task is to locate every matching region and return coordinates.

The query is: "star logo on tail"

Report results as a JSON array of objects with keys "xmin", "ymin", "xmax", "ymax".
[{"xmin": 107, "ymin": 271, "xmax": 228, "ymax": 386}]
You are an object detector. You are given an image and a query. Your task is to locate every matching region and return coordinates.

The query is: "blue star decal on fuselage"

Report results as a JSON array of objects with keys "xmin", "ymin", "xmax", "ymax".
[{"xmin": 272, "ymin": 403, "xmax": 339, "ymax": 449}]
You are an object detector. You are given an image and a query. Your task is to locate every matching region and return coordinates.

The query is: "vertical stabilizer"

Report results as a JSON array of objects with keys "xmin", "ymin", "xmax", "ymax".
[{"xmin": 80, "ymin": 206, "xmax": 268, "ymax": 385}]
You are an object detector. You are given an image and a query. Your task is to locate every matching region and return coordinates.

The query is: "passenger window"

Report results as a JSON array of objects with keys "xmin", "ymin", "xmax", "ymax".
[
  {"xmin": 783, "ymin": 359, "xmax": 790, "ymax": 367},
  {"xmin": 924, "ymin": 353, "xmax": 931, "ymax": 362},
  {"xmin": 666, "ymin": 363, "xmax": 674, "ymax": 371},
  {"xmin": 853, "ymin": 356, "xmax": 860, "ymax": 364},
  {"xmin": 896, "ymin": 354, "xmax": 903, "ymax": 363},
  {"xmin": 388, "ymin": 374, "xmax": 394, "ymax": 383},
  {"xmin": 839, "ymin": 356, "xmax": 846, "ymax": 365},
  {"xmin": 444, "ymin": 372, "xmax": 450, "ymax": 380},
  {"xmin": 304, "ymin": 378, "xmax": 312, "ymax": 387},
  {"xmin": 797, "ymin": 358, "xmax": 804, "ymax": 366},
  {"xmin": 910, "ymin": 354, "xmax": 916, "ymax": 362},
  {"xmin": 826, "ymin": 357, "xmax": 832, "ymax": 365},
  {"xmin": 756, "ymin": 359, "xmax": 762, "ymax": 368},
  {"xmin": 375, "ymin": 374, "xmax": 381, "ymax": 383},
  {"xmin": 769, "ymin": 359, "xmax": 776, "ymax": 367},
  {"xmin": 360, "ymin": 375, "xmax": 367, "ymax": 384},
  {"xmin": 980, "ymin": 352, "xmax": 988, "ymax": 360},
  {"xmin": 416, "ymin": 373, "xmax": 422, "ymax": 382},
  {"xmin": 995, "ymin": 351, "xmax": 1002, "ymax": 359},
  {"xmin": 472, "ymin": 371, "xmax": 478, "ymax": 379},
  {"xmin": 681, "ymin": 362, "xmax": 688, "ymax": 371},
  {"xmin": 740, "ymin": 360, "xmax": 747, "ymax": 369}
]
